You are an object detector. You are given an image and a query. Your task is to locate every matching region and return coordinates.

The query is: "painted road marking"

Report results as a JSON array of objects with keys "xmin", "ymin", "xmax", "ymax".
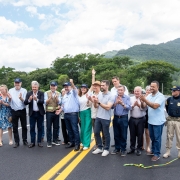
[
  {"xmin": 39, "ymin": 150, "xmax": 78, "ymax": 180},
  {"xmin": 39, "ymin": 122, "xmax": 112, "ymax": 180},
  {"xmin": 55, "ymin": 140, "xmax": 96, "ymax": 180}
]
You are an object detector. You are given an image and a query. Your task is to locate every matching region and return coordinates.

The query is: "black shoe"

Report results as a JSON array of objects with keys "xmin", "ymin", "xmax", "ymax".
[
  {"xmin": 13, "ymin": 143, "xmax": 19, "ymax": 148},
  {"xmin": 74, "ymin": 145, "xmax": 80, "ymax": 151},
  {"xmin": 38, "ymin": 143, "xmax": 43, "ymax": 147},
  {"xmin": 28, "ymin": 143, "xmax": 35, "ymax": 148},
  {"xmin": 23, "ymin": 141, "xmax": 28, "ymax": 146},
  {"xmin": 52, "ymin": 141, "xmax": 60, "ymax": 146},
  {"xmin": 65, "ymin": 143, "xmax": 75, "ymax": 148},
  {"xmin": 111, "ymin": 149, "xmax": 120, "ymax": 155},
  {"xmin": 127, "ymin": 149, "xmax": 135, "ymax": 154},
  {"xmin": 136, "ymin": 150, "xmax": 141, "ymax": 156}
]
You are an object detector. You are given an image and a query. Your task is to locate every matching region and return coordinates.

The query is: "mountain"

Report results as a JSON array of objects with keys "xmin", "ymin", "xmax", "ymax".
[
  {"xmin": 103, "ymin": 38, "xmax": 180, "ymax": 66},
  {"xmin": 103, "ymin": 50, "xmax": 119, "ymax": 58}
]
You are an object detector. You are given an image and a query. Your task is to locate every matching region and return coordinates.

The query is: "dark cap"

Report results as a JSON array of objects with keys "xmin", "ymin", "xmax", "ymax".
[
  {"xmin": 63, "ymin": 82, "xmax": 71, "ymax": 86},
  {"xmin": 14, "ymin": 78, "xmax": 21, "ymax": 83},
  {"xmin": 170, "ymin": 85, "xmax": 180, "ymax": 91},
  {"xmin": 80, "ymin": 84, "xmax": 88, "ymax": 88},
  {"xmin": 50, "ymin": 81, "xmax": 57, "ymax": 86}
]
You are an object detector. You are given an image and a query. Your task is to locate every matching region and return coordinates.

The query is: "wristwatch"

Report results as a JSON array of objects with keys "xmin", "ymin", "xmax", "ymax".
[{"xmin": 98, "ymin": 102, "xmax": 101, "ymax": 105}]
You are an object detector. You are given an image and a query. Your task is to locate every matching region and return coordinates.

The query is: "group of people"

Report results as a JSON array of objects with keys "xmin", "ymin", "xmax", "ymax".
[{"xmin": 0, "ymin": 69, "xmax": 180, "ymax": 162}]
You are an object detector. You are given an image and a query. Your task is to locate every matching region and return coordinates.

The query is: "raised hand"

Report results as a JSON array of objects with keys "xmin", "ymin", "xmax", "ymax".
[{"xmin": 92, "ymin": 69, "xmax": 96, "ymax": 75}]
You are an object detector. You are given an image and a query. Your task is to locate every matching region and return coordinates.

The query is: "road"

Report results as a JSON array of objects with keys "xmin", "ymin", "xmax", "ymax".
[{"xmin": 0, "ymin": 118, "xmax": 180, "ymax": 180}]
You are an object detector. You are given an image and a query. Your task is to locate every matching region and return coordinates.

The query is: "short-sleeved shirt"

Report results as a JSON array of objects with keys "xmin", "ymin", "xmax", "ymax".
[
  {"xmin": 146, "ymin": 91, "xmax": 166, "ymax": 125},
  {"xmin": 96, "ymin": 91, "xmax": 115, "ymax": 120}
]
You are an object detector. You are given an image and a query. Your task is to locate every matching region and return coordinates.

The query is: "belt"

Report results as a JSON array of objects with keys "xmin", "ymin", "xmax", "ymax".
[
  {"xmin": 131, "ymin": 116, "xmax": 144, "ymax": 119},
  {"xmin": 65, "ymin": 112, "xmax": 78, "ymax": 115},
  {"xmin": 114, "ymin": 114, "xmax": 128, "ymax": 118}
]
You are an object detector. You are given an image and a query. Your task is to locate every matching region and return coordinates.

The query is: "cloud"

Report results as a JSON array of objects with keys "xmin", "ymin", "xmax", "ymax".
[
  {"xmin": 0, "ymin": 16, "xmax": 33, "ymax": 34},
  {"xmin": 1, "ymin": 0, "xmax": 180, "ymax": 72},
  {"xmin": 0, "ymin": 36, "xmax": 56, "ymax": 72},
  {"xmin": 26, "ymin": 6, "xmax": 45, "ymax": 20}
]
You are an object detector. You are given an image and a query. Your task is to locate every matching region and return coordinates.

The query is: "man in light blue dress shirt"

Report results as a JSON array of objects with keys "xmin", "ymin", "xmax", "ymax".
[{"xmin": 61, "ymin": 79, "xmax": 80, "ymax": 151}]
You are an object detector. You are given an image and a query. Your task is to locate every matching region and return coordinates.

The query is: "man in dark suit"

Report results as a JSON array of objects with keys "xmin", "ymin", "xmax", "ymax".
[{"xmin": 24, "ymin": 81, "xmax": 45, "ymax": 148}]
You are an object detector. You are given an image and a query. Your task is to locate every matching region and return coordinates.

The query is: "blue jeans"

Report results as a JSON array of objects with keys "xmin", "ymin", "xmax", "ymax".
[
  {"xmin": 29, "ymin": 111, "xmax": 44, "ymax": 143},
  {"xmin": 94, "ymin": 118, "xmax": 110, "ymax": 150},
  {"xmin": 64, "ymin": 113, "xmax": 80, "ymax": 146},
  {"xmin": 148, "ymin": 123, "xmax": 164, "ymax": 157},
  {"xmin": 46, "ymin": 112, "xmax": 59, "ymax": 142},
  {"xmin": 113, "ymin": 115, "xmax": 128, "ymax": 151}
]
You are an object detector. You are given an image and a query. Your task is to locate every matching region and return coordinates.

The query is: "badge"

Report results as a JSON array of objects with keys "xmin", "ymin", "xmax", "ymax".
[{"xmin": 177, "ymin": 103, "xmax": 180, "ymax": 106}]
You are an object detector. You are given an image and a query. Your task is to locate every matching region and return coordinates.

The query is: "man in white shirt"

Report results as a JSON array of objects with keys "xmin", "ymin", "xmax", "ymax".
[
  {"xmin": 127, "ymin": 86, "xmax": 147, "ymax": 156},
  {"xmin": 24, "ymin": 81, "xmax": 45, "ymax": 148},
  {"xmin": 111, "ymin": 76, "xmax": 129, "ymax": 96},
  {"xmin": 9, "ymin": 78, "xmax": 28, "ymax": 148}
]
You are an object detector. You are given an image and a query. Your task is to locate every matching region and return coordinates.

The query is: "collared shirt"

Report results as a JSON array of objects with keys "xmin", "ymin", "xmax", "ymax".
[
  {"xmin": 9, "ymin": 87, "xmax": 27, "ymax": 111},
  {"xmin": 96, "ymin": 91, "xmax": 115, "ymax": 120},
  {"xmin": 44, "ymin": 91, "xmax": 61, "ymax": 105},
  {"xmin": 130, "ymin": 96, "xmax": 147, "ymax": 118},
  {"xmin": 33, "ymin": 92, "xmax": 39, "ymax": 111},
  {"xmin": 62, "ymin": 89, "xmax": 79, "ymax": 113},
  {"xmin": 111, "ymin": 85, "xmax": 129, "ymax": 97},
  {"xmin": 114, "ymin": 94, "xmax": 131, "ymax": 116},
  {"xmin": 146, "ymin": 91, "xmax": 166, "ymax": 125}
]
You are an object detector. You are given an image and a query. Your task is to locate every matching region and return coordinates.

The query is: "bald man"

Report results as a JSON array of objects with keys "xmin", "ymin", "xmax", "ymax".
[{"xmin": 127, "ymin": 86, "xmax": 147, "ymax": 156}]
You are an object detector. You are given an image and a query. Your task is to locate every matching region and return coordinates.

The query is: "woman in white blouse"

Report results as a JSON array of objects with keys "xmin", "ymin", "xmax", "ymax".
[{"xmin": 78, "ymin": 84, "xmax": 92, "ymax": 150}]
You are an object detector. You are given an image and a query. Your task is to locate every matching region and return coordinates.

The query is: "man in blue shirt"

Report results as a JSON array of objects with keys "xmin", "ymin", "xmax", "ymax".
[
  {"xmin": 61, "ymin": 79, "xmax": 80, "ymax": 151},
  {"xmin": 111, "ymin": 85, "xmax": 131, "ymax": 156},
  {"xmin": 140, "ymin": 81, "xmax": 166, "ymax": 161}
]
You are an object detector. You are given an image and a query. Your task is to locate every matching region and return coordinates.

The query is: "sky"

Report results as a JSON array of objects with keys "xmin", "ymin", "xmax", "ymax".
[{"xmin": 1, "ymin": 0, "xmax": 180, "ymax": 72}]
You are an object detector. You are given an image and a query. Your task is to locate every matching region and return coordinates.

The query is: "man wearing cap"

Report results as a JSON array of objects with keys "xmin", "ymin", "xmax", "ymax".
[
  {"xmin": 24, "ymin": 81, "xmax": 45, "ymax": 148},
  {"xmin": 8, "ymin": 78, "xmax": 28, "ymax": 148},
  {"xmin": 140, "ymin": 81, "xmax": 166, "ymax": 161},
  {"xmin": 44, "ymin": 81, "xmax": 61, "ymax": 147},
  {"xmin": 61, "ymin": 79, "xmax": 80, "ymax": 151},
  {"xmin": 163, "ymin": 85, "xmax": 180, "ymax": 158}
]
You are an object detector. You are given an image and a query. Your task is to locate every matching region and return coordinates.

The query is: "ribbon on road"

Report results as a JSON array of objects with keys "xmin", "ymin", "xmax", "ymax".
[{"xmin": 124, "ymin": 158, "xmax": 179, "ymax": 169}]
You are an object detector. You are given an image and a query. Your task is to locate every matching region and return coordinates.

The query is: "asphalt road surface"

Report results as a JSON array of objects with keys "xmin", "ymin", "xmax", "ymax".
[{"xmin": 0, "ymin": 118, "xmax": 180, "ymax": 180}]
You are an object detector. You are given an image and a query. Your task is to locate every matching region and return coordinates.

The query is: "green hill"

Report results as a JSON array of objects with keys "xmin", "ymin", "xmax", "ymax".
[{"xmin": 104, "ymin": 38, "xmax": 180, "ymax": 66}]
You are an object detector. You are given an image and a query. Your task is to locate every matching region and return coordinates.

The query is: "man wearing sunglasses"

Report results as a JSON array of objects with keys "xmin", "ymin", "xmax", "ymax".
[{"xmin": 163, "ymin": 85, "xmax": 180, "ymax": 158}]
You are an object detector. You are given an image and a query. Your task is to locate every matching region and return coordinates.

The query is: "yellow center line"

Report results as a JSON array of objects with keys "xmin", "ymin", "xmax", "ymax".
[
  {"xmin": 55, "ymin": 122, "xmax": 112, "ymax": 180},
  {"xmin": 39, "ymin": 121, "xmax": 113, "ymax": 180},
  {"xmin": 55, "ymin": 140, "xmax": 96, "ymax": 180},
  {"xmin": 39, "ymin": 150, "xmax": 77, "ymax": 180}
]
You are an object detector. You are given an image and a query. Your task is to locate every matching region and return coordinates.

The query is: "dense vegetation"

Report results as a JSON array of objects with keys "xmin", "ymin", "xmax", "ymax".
[
  {"xmin": 104, "ymin": 38, "xmax": 180, "ymax": 67},
  {"xmin": 0, "ymin": 53, "xmax": 179, "ymax": 94}
]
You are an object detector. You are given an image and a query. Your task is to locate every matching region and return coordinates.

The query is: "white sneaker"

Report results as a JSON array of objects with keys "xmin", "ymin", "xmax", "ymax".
[
  {"xmin": 102, "ymin": 150, "xmax": 109, "ymax": 156},
  {"xmin": 92, "ymin": 148, "xmax": 103, "ymax": 154},
  {"xmin": 83, "ymin": 147, "xmax": 89, "ymax": 150}
]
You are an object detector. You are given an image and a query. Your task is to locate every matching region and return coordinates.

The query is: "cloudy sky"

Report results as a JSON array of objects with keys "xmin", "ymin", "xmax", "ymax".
[{"xmin": 1, "ymin": 0, "xmax": 180, "ymax": 72}]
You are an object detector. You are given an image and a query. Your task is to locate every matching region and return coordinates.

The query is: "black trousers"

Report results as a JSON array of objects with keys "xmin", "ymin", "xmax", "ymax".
[
  {"xmin": 129, "ymin": 117, "xmax": 145, "ymax": 150},
  {"xmin": 11, "ymin": 109, "xmax": 27, "ymax": 143},
  {"xmin": 61, "ymin": 118, "xmax": 69, "ymax": 144}
]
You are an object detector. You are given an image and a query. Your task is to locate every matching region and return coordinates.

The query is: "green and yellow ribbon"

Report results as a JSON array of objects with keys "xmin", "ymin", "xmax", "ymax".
[{"xmin": 124, "ymin": 158, "xmax": 179, "ymax": 169}]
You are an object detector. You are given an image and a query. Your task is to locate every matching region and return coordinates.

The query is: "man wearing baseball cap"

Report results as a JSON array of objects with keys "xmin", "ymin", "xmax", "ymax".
[
  {"xmin": 44, "ymin": 81, "xmax": 61, "ymax": 147},
  {"xmin": 163, "ymin": 85, "xmax": 180, "ymax": 158},
  {"xmin": 9, "ymin": 78, "xmax": 28, "ymax": 148},
  {"xmin": 61, "ymin": 79, "xmax": 80, "ymax": 151}
]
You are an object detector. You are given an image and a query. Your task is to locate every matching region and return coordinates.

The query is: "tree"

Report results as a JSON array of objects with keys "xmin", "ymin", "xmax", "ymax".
[{"xmin": 129, "ymin": 60, "xmax": 179, "ymax": 93}]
